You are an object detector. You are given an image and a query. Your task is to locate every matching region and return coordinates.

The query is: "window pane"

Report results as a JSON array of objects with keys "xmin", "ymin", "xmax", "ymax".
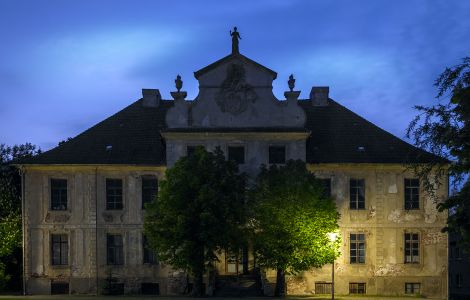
[
  {"xmin": 142, "ymin": 177, "xmax": 158, "ymax": 208},
  {"xmin": 51, "ymin": 179, "xmax": 67, "ymax": 210},
  {"xmin": 269, "ymin": 146, "xmax": 286, "ymax": 164},
  {"xmin": 228, "ymin": 146, "xmax": 245, "ymax": 164},
  {"xmin": 106, "ymin": 179, "xmax": 123, "ymax": 210},
  {"xmin": 320, "ymin": 178, "xmax": 331, "ymax": 197},
  {"xmin": 51, "ymin": 234, "xmax": 68, "ymax": 265}
]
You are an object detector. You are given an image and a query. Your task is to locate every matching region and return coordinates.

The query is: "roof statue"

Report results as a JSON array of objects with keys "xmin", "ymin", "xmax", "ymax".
[
  {"xmin": 288, "ymin": 74, "xmax": 295, "ymax": 91},
  {"xmin": 230, "ymin": 26, "xmax": 241, "ymax": 54},
  {"xmin": 175, "ymin": 74, "xmax": 183, "ymax": 92}
]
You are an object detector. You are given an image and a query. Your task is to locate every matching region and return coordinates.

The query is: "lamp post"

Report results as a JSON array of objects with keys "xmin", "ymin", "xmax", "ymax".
[{"xmin": 327, "ymin": 232, "xmax": 338, "ymax": 300}]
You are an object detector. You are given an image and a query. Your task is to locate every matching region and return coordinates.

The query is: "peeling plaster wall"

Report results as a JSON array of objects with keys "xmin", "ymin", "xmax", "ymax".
[
  {"xmin": 281, "ymin": 165, "xmax": 448, "ymax": 299},
  {"xmin": 23, "ymin": 166, "xmax": 179, "ymax": 295}
]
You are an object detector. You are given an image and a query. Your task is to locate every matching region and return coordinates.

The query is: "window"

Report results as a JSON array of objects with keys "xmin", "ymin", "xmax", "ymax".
[
  {"xmin": 405, "ymin": 283, "xmax": 420, "ymax": 294},
  {"xmin": 107, "ymin": 234, "xmax": 123, "ymax": 265},
  {"xmin": 51, "ymin": 234, "xmax": 68, "ymax": 265},
  {"xmin": 106, "ymin": 179, "xmax": 123, "ymax": 210},
  {"xmin": 187, "ymin": 145, "xmax": 204, "ymax": 157},
  {"xmin": 404, "ymin": 233, "xmax": 420, "ymax": 263},
  {"xmin": 143, "ymin": 235, "xmax": 157, "ymax": 264},
  {"xmin": 349, "ymin": 283, "xmax": 366, "ymax": 294},
  {"xmin": 228, "ymin": 146, "xmax": 245, "ymax": 164},
  {"xmin": 404, "ymin": 178, "xmax": 420, "ymax": 209},
  {"xmin": 456, "ymin": 273, "xmax": 463, "ymax": 288},
  {"xmin": 320, "ymin": 178, "xmax": 332, "ymax": 197},
  {"xmin": 269, "ymin": 146, "xmax": 286, "ymax": 164},
  {"xmin": 315, "ymin": 282, "xmax": 332, "ymax": 294},
  {"xmin": 455, "ymin": 247, "xmax": 461, "ymax": 259},
  {"xmin": 51, "ymin": 179, "xmax": 67, "ymax": 210},
  {"xmin": 142, "ymin": 176, "xmax": 158, "ymax": 209},
  {"xmin": 141, "ymin": 283, "xmax": 160, "ymax": 295},
  {"xmin": 350, "ymin": 179, "xmax": 365, "ymax": 209},
  {"xmin": 51, "ymin": 282, "xmax": 69, "ymax": 294},
  {"xmin": 350, "ymin": 233, "xmax": 365, "ymax": 264}
]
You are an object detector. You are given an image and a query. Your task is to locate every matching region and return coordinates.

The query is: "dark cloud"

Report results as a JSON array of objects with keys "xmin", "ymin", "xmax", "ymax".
[{"xmin": 0, "ymin": 0, "xmax": 469, "ymax": 150}]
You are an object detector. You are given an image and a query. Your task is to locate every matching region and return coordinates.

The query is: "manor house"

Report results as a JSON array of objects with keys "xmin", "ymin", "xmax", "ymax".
[{"xmin": 20, "ymin": 29, "xmax": 448, "ymax": 298}]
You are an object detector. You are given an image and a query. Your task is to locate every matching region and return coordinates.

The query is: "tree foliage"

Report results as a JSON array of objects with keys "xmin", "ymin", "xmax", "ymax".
[
  {"xmin": 144, "ymin": 147, "xmax": 246, "ymax": 296},
  {"xmin": 407, "ymin": 57, "xmax": 470, "ymax": 250},
  {"xmin": 249, "ymin": 160, "xmax": 340, "ymax": 296},
  {"xmin": 0, "ymin": 143, "xmax": 40, "ymax": 290}
]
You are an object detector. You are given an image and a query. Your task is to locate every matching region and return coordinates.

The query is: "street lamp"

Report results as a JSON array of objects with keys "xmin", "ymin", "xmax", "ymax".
[{"xmin": 327, "ymin": 232, "xmax": 339, "ymax": 300}]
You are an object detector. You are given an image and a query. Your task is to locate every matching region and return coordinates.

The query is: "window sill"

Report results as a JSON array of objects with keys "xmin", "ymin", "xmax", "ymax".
[{"xmin": 50, "ymin": 265, "xmax": 70, "ymax": 269}]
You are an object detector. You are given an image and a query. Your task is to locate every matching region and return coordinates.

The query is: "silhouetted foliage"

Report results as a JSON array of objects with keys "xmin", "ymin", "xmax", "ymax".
[
  {"xmin": 249, "ymin": 160, "xmax": 340, "ymax": 297},
  {"xmin": 0, "ymin": 143, "xmax": 40, "ymax": 291},
  {"xmin": 407, "ymin": 57, "xmax": 470, "ymax": 251},
  {"xmin": 144, "ymin": 147, "xmax": 246, "ymax": 297}
]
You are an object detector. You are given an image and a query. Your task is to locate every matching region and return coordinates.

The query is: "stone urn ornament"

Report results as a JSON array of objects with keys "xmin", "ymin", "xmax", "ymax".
[
  {"xmin": 175, "ymin": 74, "xmax": 183, "ymax": 92},
  {"xmin": 288, "ymin": 74, "xmax": 295, "ymax": 91}
]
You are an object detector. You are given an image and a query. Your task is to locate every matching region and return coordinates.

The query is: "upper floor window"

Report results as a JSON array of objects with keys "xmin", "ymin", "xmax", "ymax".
[
  {"xmin": 107, "ymin": 234, "xmax": 123, "ymax": 265},
  {"xmin": 106, "ymin": 179, "xmax": 123, "ymax": 210},
  {"xmin": 404, "ymin": 233, "xmax": 420, "ymax": 263},
  {"xmin": 143, "ymin": 235, "xmax": 157, "ymax": 264},
  {"xmin": 404, "ymin": 178, "xmax": 420, "ymax": 210},
  {"xmin": 456, "ymin": 273, "xmax": 463, "ymax": 288},
  {"xmin": 269, "ymin": 146, "xmax": 286, "ymax": 164},
  {"xmin": 187, "ymin": 145, "xmax": 204, "ymax": 157},
  {"xmin": 350, "ymin": 179, "xmax": 365, "ymax": 210},
  {"xmin": 320, "ymin": 178, "xmax": 332, "ymax": 198},
  {"xmin": 350, "ymin": 233, "xmax": 365, "ymax": 264},
  {"xmin": 51, "ymin": 179, "xmax": 67, "ymax": 210},
  {"xmin": 228, "ymin": 146, "xmax": 245, "ymax": 164},
  {"xmin": 51, "ymin": 234, "xmax": 68, "ymax": 265},
  {"xmin": 142, "ymin": 176, "xmax": 158, "ymax": 209}
]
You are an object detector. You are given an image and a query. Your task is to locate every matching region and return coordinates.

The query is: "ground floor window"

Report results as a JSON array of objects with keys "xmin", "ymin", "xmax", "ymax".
[
  {"xmin": 315, "ymin": 282, "xmax": 332, "ymax": 294},
  {"xmin": 405, "ymin": 283, "xmax": 420, "ymax": 294},
  {"xmin": 141, "ymin": 282, "xmax": 160, "ymax": 295},
  {"xmin": 349, "ymin": 282, "xmax": 366, "ymax": 294},
  {"xmin": 51, "ymin": 282, "xmax": 69, "ymax": 294}
]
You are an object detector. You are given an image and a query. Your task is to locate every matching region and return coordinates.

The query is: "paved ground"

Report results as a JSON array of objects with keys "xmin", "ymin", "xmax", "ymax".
[{"xmin": 0, "ymin": 296, "xmax": 430, "ymax": 300}]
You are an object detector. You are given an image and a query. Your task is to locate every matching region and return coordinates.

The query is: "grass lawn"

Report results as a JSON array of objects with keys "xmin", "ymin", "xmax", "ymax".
[{"xmin": 0, "ymin": 296, "xmax": 426, "ymax": 300}]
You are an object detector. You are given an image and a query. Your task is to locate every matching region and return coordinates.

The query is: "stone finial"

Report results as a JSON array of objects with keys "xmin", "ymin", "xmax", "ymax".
[
  {"xmin": 284, "ymin": 74, "xmax": 300, "ymax": 101},
  {"xmin": 288, "ymin": 74, "xmax": 295, "ymax": 91},
  {"xmin": 310, "ymin": 86, "xmax": 329, "ymax": 106},
  {"xmin": 142, "ymin": 89, "xmax": 161, "ymax": 107},
  {"xmin": 171, "ymin": 75, "xmax": 187, "ymax": 101},
  {"xmin": 230, "ymin": 26, "xmax": 241, "ymax": 54},
  {"xmin": 175, "ymin": 74, "xmax": 183, "ymax": 92}
]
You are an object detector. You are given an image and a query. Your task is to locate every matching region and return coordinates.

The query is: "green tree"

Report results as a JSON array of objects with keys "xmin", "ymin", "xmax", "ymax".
[
  {"xmin": 407, "ymin": 57, "xmax": 470, "ymax": 250},
  {"xmin": 249, "ymin": 160, "xmax": 340, "ymax": 297},
  {"xmin": 144, "ymin": 147, "xmax": 246, "ymax": 297},
  {"xmin": 0, "ymin": 143, "xmax": 40, "ymax": 290}
]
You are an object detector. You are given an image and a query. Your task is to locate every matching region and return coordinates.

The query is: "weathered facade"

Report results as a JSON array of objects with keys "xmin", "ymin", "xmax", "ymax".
[{"xmin": 20, "ymin": 31, "xmax": 448, "ymax": 298}]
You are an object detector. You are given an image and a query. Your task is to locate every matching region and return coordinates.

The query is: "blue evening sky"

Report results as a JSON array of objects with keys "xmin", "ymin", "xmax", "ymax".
[{"xmin": 1, "ymin": 0, "xmax": 469, "ymax": 151}]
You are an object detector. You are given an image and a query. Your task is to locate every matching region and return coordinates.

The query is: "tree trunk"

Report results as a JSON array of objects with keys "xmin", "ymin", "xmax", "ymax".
[
  {"xmin": 191, "ymin": 270, "xmax": 205, "ymax": 297},
  {"xmin": 275, "ymin": 268, "xmax": 286, "ymax": 297}
]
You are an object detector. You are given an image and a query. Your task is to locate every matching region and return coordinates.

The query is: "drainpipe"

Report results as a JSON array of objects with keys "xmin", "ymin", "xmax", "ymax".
[
  {"xmin": 20, "ymin": 167, "xmax": 26, "ymax": 295},
  {"xmin": 95, "ymin": 167, "xmax": 99, "ymax": 295}
]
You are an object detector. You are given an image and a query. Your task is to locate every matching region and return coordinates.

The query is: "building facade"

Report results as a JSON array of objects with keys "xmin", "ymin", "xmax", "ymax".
[{"xmin": 20, "ymin": 33, "xmax": 448, "ymax": 298}]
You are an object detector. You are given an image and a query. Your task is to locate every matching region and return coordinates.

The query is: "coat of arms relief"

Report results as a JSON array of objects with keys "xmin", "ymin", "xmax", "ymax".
[{"xmin": 216, "ymin": 64, "xmax": 258, "ymax": 115}]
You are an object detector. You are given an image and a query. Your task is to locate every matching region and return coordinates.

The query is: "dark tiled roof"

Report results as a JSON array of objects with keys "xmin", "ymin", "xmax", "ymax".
[
  {"xmin": 299, "ymin": 99, "xmax": 441, "ymax": 164},
  {"xmin": 20, "ymin": 100, "xmax": 172, "ymax": 165},
  {"xmin": 21, "ymin": 98, "xmax": 442, "ymax": 165},
  {"xmin": 194, "ymin": 53, "xmax": 277, "ymax": 79}
]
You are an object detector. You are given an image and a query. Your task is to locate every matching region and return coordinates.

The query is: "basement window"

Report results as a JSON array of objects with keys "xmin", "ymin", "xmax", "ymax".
[{"xmin": 51, "ymin": 282, "xmax": 69, "ymax": 294}]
